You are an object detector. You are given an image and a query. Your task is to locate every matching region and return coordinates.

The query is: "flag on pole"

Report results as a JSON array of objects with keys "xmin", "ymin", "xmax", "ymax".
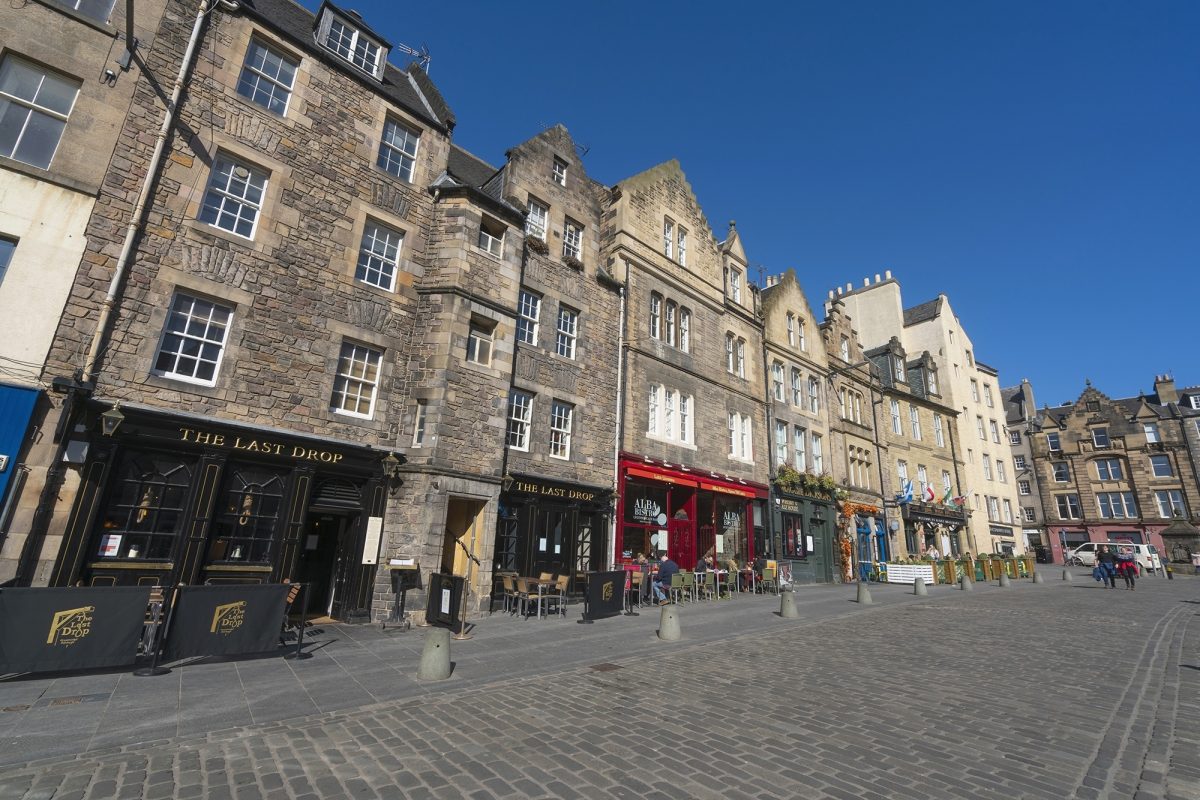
[
  {"xmin": 924, "ymin": 484, "xmax": 936, "ymax": 502},
  {"xmin": 897, "ymin": 479, "xmax": 914, "ymax": 504},
  {"xmin": 941, "ymin": 487, "xmax": 953, "ymax": 505},
  {"xmin": 952, "ymin": 494, "xmax": 968, "ymax": 509}
]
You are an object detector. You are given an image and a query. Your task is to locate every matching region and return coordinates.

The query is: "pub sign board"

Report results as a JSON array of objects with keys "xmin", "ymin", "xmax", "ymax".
[
  {"xmin": 0, "ymin": 586, "xmax": 151, "ymax": 675},
  {"xmin": 162, "ymin": 584, "xmax": 289, "ymax": 662},
  {"xmin": 583, "ymin": 570, "xmax": 625, "ymax": 621}
]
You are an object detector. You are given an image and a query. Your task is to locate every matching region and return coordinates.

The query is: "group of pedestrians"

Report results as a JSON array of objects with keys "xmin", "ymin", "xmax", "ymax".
[{"xmin": 1094, "ymin": 545, "xmax": 1138, "ymax": 590}]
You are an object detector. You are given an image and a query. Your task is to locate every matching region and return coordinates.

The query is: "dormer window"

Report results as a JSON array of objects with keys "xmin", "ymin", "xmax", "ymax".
[
  {"xmin": 552, "ymin": 156, "xmax": 568, "ymax": 186},
  {"xmin": 321, "ymin": 13, "xmax": 385, "ymax": 77},
  {"xmin": 728, "ymin": 267, "xmax": 742, "ymax": 303},
  {"xmin": 892, "ymin": 355, "xmax": 904, "ymax": 381},
  {"xmin": 926, "ymin": 368, "xmax": 937, "ymax": 395}
]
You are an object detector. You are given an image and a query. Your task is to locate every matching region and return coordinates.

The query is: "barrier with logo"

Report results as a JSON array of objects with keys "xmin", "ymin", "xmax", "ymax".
[
  {"xmin": 0, "ymin": 586, "xmax": 152, "ymax": 675},
  {"xmin": 161, "ymin": 584, "xmax": 289, "ymax": 662},
  {"xmin": 583, "ymin": 570, "xmax": 625, "ymax": 621},
  {"xmin": 426, "ymin": 572, "xmax": 465, "ymax": 629}
]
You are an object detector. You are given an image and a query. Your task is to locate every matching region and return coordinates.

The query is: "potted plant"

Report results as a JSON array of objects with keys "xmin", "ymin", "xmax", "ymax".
[
  {"xmin": 525, "ymin": 236, "xmax": 549, "ymax": 255},
  {"xmin": 562, "ymin": 254, "xmax": 584, "ymax": 271}
]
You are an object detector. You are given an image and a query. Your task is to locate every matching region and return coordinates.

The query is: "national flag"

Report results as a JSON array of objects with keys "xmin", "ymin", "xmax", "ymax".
[
  {"xmin": 941, "ymin": 487, "xmax": 953, "ymax": 505},
  {"xmin": 897, "ymin": 479, "xmax": 913, "ymax": 504},
  {"xmin": 923, "ymin": 484, "xmax": 936, "ymax": 502},
  {"xmin": 951, "ymin": 495, "xmax": 968, "ymax": 509}
]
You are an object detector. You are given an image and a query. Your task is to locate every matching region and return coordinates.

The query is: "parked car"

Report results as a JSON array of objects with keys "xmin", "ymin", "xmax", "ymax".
[{"xmin": 1067, "ymin": 542, "xmax": 1161, "ymax": 573}]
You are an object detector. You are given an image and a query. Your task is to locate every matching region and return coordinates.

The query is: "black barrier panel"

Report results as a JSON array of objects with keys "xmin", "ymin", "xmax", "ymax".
[
  {"xmin": 584, "ymin": 570, "xmax": 625, "ymax": 621},
  {"xmin": 162, "ymin": 584, "xmax": 289, "ymax": 662},
  {"xmin": 0, "ymin": 586, "xmax": 152, "ymax": 675},
  {"xmin": 426, "ymin": 573, "xmax": 464, "ymax": 628}
]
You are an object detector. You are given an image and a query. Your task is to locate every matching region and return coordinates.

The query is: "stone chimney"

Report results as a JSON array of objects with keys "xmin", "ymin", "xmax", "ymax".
[{"xmin": 1154, "ymin": 373, "xmax": 1178, "ymax": 404}]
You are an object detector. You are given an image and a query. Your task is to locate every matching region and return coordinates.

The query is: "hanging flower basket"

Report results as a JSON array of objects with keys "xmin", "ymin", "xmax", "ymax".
[{"xmin": 525, "ymin": 237, "xmax": 549, "ymax": 255}]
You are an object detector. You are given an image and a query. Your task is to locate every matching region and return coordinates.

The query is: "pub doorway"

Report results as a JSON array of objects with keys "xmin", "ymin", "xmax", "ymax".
[
  {"xmin": 442, "ymin": 497, "xmax": 486, "ymax": 577},
  {"xmin": 295, "ymin": 512, "xmax": 356, "ymax": 619}
]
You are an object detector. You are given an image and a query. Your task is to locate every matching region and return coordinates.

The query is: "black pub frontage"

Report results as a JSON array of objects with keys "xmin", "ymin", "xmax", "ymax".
[
  {"xmin": 772, "ymin": 490, "xmax": 836, "ymax": 584},
  {"xmin": 494, "ymin": 474, "xmax": 611, "ymax": 592},
  {"xmin": 49, "ymin": 403, "xmax": 393, "ymax": 621},
  {"xmin": 901, "ymin": 502, "xmax": 969, "ymax": 557}
]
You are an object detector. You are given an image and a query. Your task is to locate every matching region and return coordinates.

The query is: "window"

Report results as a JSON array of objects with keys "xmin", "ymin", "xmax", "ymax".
[
  {"xmin": 976, "ymin": 416, "xmax": 986, "ymax": 440},
  {"xmin": 663, "ymin": 218, "xmax": 674, "ymax": 259},
  {"xmin": 236, "ymin": 39, "xmax": 298, "ymax": 116},
  {"xmin": 663, "ymin": 388, "xmax": 675, "ymax": 437},
  {"xmin": 933, "ymin": 414, "xmax": 944, "ymax": 447},
  {"xmin": 941, "ymin": 470, "xmax": 952, "ymax": 494},
  {"xmin": 798, "ymin": 318, "xmax": 806, "ymax": 351},
  {"xmin": 1009, "ymin": 430, "xmax": 1021, "ymax": 445},
  {"xmin": 59, "ymin": 0, "xmax": 117, "ymax": 22},
  {"xmin": 648, "ymin": 385, "xmax": 660, "ymax": 436},
  {"xmin": 331, "ymin": 341, "xmax": 383, "ymax": 418},
  {"xmin": 516, "ymin": 290, "xmax": 540, "ymax": 346},
  {"xmin": 1095, "ymin": 458, "xmax": 1123, "ymax": 481},
  {"xmin": 552, "ymin": 156, "xmax": 567, "ymax": 186},
  {"xmin": 506, "ymin": 391, "xmax": 533, "ymax": 450},
  {"xmin": 1047, "ymin": 431, "xmax": 1061, "ymax": 451},
  {"xmin": 648, "ymin": 386, "xmax": 693, "ymax": 444},
  {"xmin": 966, "ymin": 350, "xmax": 974, "ymax": 367},
  {"xmin": 1002, "ymin": 499, "xmax": 1013, "ymax": 523},
  {"xmin": 679, "ymin": 309, "xmax": 691, "ymax": 352},
  {"xmin": 93, "ymin": 453, "xmax": 193, "ymax": 561},
  {"xmin": 897, "ymin": 460, "xmax": 909, "ymax": 484},
  {"xmin": 650, "ymin": 293, "xmax": 663, "ymax": 340},
  {"xmin": 840, "ymin": 335, "xmax": 850, "ymax": 362},
  {"xmin": 970, "ymin": 380, "xmax": 979, "ymax": 402},
  {"xmin": 377, "ymin": 119, "xmax": 420, "ymax": 182},
  {"xmin": 1097, "ymin": 492, "xmax": 1137, "ymax": 519},
  {"xmin": 678, "ymin": 394, "xmax": 691, "ymax": 442},
  {"xmin": 1144, "ymin": 423, "xmax": 1160, "ymax": 443},
  {"xmin": 982, "ymin": 457, "xmax": 993, "ymax": 481},
  {"xmin": 772, "ymin": 362, "xmax": 785, "ymax": 402},
  {"xmin": 525, "ymin": 198, "xmax": 548, "ymax": 240},
  {"xmin": 729, "ymin": 268, "xmax": 742, "ymax": 303},
  {"xmin": 893, "ymin": 356, "xmax": 904, "ymax": 381},
  {"xmin": 1092, "ymin": 427, "xmax": 1110, "ymax": 448},
  {"xmin": 678, "ymin": 227, "xmax": 687, "ymax": 266},
  {"xmin": 736, "ymin": 339, "xmax": 746, "ymax": 379},
  {"xmin": 811, "ymin": 434, "xmax": 823, "ymax": 473},
  {"xmin": 967, "ymin": 449, "xmax": 974, "ymax": 464},
  {"xmin": 927, "ymin": 369, "xmax": 937, "ymax": 395},
  {"xmin": 838, "ymin": 388, "xmax": 847, "ymax": 419},
  {"xmin": 1023, "ymin": 507, "xmax": 1036, "ymax": 523},
  {"xmin": 851, "ymin": 392, "xmax": 863, "ymax": 424},
  {"xmin": 1014, "ymin": 455, "xmax": 1026, "ymax": 470},
  {"xmin": 412, "ymin": 400, "xmax": 427, "ymax": 447},
  {"xmin": 152, "ymin": 293, "xmax": 233, "ymax": 385},
  {"xmin": 917, "ymin": 465, "xmax": 928, "ymax": 493},
  {"xmin": 741, "ymin": 416, "xmax": 753, "ymax": 460},
  {"xmin": 1018, "ymin": 480, "xmax": 1031, "ymax": 496},
  {"xmin": 890, "ymin": 400, "xmax": 902, "ymax": 435},
  {"xmin": 1052, "ymin": 462, "xmax": 1069, "ymax": 482},
  {"xmin": 786, "ymin": 313, "xmax": 796, "ymax": 347},
  {"xmin": 466, "ymin": 322, "xmax": 493, "ymax": 365},
  {"xmin": 808, "ymin": 377, "xmax": 820, "ymax": 413},
  {"xmin": 1150, "ymin": 455, "xmax": 1173, "ymax": 478},
  {"xmin": 665, "ymin": 300, "xmax": 677, "ymax": 346},
  {"xmin": 323, "ymin": 15, "xmax": 382, "ymax": 75},
  {"xmin": 199, "ymin": 156, "xmax": 268, "ymax": 238},
  {"xmin": 774, "ymin": 421, "xmax": 788, "ymax": 465},
  {"xmin": 791, "ymin": 369, "xmax": 803, "ymax": 407},
  {"xmin": 0, "ymin": 56, "xmax": 80, "ymax": 169},
  {"xmin": 555, "ymin": 306, "xmax": 578, "ymax": 359},
  {"xmin": 355, "ymin": 220, "xmax": 404, "ymax": 291},
  {"xmin": 477, "ymin": 215, "xmax": 505, "ymax": 257},
  {"xmin": 1155, "ymin": 489, "xmax": 1185, "ymax": 518},
  {"xmin": 728, "ymin": 413, "xmax": 752, "ymax": 459},
  {"xmin": 996, "ymin": 459, "xmax": 1006, "ymax": 483},
  {"xmin": 909, "ymin": 405, "xmax": 921, "ymax": 440},
  {"xmin": 549, "ymin": 400, "xmax": 573, "ymax": 459},
  {"xmin": 793, "ymin": 426, "xmax": 807, "ymax": 471},
  {"xmin": 0, "ymin": 237, "xmax": 14, "ymax": 285},
  {"xmin": 989, "ymin": 419, "xmax": 1000, "ymax": 443},
  {"xmin": 724, "ymin": 333, "xmax": 734, "ymax": 373},
  {"xmin": 987, "ymin": 497, "xmax": 1000, "ymax": 522},
  {"xmin": 983, "ymin": 384, "xmax": 994, "ymax": 407},
  {"xmin": 562, "ymin": 219, "xmax": 582, "ymax": 261}
]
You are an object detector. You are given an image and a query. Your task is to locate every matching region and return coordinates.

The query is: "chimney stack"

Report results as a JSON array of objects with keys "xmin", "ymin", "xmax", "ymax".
[{"xmin": 1154, "ymin": 373, "xmax": 1178, "ymax": 404}]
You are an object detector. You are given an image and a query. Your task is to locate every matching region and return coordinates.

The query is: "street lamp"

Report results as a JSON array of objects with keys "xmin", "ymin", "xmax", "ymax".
[{"xmin": 100, "ymin": 403, "xmax": 125, "ymax": 437}]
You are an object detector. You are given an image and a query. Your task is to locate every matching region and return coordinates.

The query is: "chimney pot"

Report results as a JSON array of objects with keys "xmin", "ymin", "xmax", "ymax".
[
  {"xmin": 885, "ymin": 269, "xmax": 892, "ymax": 280},
  {"xmin": 863, "ymin": 278, "xmax": 870, "ymax": 287}
]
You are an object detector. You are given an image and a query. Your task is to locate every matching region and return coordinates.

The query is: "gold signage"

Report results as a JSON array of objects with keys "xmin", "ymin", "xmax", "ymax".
[
  {"xmin": 601, "ymin": 581, "xmax": 614, "ymax": 601},
  {"xmin": 510, "ymin": 479, "xmax": 597, "ymax": 503},
  {"xmin": 211, "ymin": 601, "xmax": 247, "ymax": 635},
  {"xmin": 179, "ymin": 428, "xmax": 345, "ymax": 463},
  {"xmin": 780, "ymin": 499, "xmax": 802, "ymax": 513},
  {"xmin": 47, "ymin": 606, "xmax": 94, "ymax": 647}
]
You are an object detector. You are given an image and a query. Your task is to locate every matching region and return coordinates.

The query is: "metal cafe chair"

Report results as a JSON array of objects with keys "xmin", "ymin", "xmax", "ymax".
[
  {"xmin": 759, "ymin": 567, "xmax": 779, "ymax": 595},
  {"xmin": 679, "ymin": 571, "xmax": 696, "ymax": 602},
  {"xmin": 668, "ymin": 573, "xmax": 685, "ymax": 603},
  {"xmin": 513, "ymin": 577, "xmax": 539, "ymax": 618},
  {"xmin": 625, "ymin": 571, "xmax": 645, "ymax": 611},
  {"xmin": 697, "ymin": 571, "xmax": 717, "ymax": 601},
  {"xmin": 500, "ymin": 574, "xmax": 520, "ymax": 614},
  {"xmin": 546, "ymin": 574, "xmax": 569, "ymax": 618}
]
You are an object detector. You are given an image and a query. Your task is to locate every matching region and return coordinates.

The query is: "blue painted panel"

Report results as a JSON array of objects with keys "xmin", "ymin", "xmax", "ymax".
[{"xmin": 0, "ymin": 383, "xmax": 39, "ymax": 500}]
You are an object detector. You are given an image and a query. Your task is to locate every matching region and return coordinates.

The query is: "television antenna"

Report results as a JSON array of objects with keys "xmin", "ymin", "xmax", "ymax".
[{"xmin": 395, "ymin": 42, "xmax": 431, "ymax": 73}]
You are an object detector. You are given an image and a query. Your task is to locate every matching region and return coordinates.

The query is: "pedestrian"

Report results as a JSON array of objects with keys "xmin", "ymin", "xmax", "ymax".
[
  {"xmin": 652, "ymin": 553, "xmax": 680, "ymax": 605},
  {"xmin": 926, "ymin": 544, "xmax": 941, "ymax": 560},
  {"xmin": 1096, "ymin": 545, "xmax": 1118, "ymax": 589},
  {"xmin": 1116, "ymin": 547, "xmax": 1137, "ymax": 590}
]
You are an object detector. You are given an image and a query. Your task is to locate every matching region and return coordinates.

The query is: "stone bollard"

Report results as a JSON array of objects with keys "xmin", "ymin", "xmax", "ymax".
[
  {"xmin": 657, "ymin": 603, "xmax": 681, "ymax": 641},
  {"xmin": 1032, "ymin": 571, "xmax": 1045, "ymax": 584},
  {"xmin": 913, "ymin": 576, "xmax": 928, "ymax": 596},
  {"xmin": 856, "ymin": 581, "xmax": 873, "ymax": 605},
  {"xmin": 780, "ymin": 587, "xmax": 799, "ymax": 618},
  {"xmin": 416, "ymin": 627, "xmax": 452, "ymax": 681},
  {"xmin": 998, "ymin": 572, "xmax": 1011, "ymax": 588},
  {"xmin": 1062, "ymin": 569, "xmax": 1073, "ymax": 582},
  {"xmin": 960, "ymin": 575, "xmax": 973, "ymax": 591}
]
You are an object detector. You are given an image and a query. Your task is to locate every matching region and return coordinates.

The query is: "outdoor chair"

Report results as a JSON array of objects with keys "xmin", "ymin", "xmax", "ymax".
[
  {"xmin": 759, "ymin": 567, "xmax": 779, "ymax": 595},
  {"xmin": 545, "ymin": 574, "xmax": 569, "ymax": 618},
  {"xmin": 538, "ymin": 571, "xmax": 553, "ymax": 582},
  {"xmin": 669, "ymin": 573, "xmax": 685, "ymax": 603},
  {"xmin": 625, "ymin": 571, "xmax": 644, "ymax": 611},
  {"xmin": 514, "ymin": 577, "xmax": 540, "ymax": 618},
  {"xmin": 697, "ymin": 571, "xmax": 717, "ymax": 601},
  {"xmin": 679, "ymin": 571, "xmax": 696, "ymax": 602},
  {"xmin": 500, "ymin": 574, "xmax": 520, "ymax": 614}
]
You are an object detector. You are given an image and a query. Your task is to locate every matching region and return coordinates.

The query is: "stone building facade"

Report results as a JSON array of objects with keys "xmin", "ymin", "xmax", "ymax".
[{"xmin": 1003, "ymin": 379, "xmax": 1047, "ymax": 558}]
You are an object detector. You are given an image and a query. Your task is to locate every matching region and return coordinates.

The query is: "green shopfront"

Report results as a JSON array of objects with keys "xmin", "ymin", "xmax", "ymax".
[{"xmin": 773, "ymin": 490, "xmax": 835, "ymax": 584}]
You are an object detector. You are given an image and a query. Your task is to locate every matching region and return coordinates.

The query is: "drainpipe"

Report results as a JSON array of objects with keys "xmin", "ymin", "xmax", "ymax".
[{"xmin": 611, "ymin": 262, "xmax": 628, "ymax": 569}]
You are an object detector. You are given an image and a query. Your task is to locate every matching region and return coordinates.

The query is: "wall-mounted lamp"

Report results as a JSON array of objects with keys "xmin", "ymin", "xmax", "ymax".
[
  {"xmin": 381, "ymin": 452, "xmax": 404, "ymax": 494},
  {"xmin": 100, "ymin": 403, "xmax": 125, "ymax": 437},
  {"xmin": 501, "ymin": 473, "xmax": 514, "ymax": 492}
]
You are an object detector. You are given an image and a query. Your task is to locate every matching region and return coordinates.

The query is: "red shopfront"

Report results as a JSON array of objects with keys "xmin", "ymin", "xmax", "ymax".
[{"xmin": 616, "ymin": 456, "xmax": 768, "ymax": 569}]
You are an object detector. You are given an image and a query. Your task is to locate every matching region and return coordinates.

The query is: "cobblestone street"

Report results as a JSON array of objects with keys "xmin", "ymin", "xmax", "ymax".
[{"xmin": 1, "ymin": 574, "xmax": 1198, "ymax": 799}]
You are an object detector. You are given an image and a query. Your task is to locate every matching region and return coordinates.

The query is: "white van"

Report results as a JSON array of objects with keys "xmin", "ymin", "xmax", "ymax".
[{"xmin": 1068, "ymin": 542, "xmax": 1161, "ymax": 573}]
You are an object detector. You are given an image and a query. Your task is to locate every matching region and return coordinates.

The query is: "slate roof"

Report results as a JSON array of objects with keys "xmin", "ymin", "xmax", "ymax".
[
  {"xmin": 902, "ymin": 297, "xmax": 941, "ymax": 326},
  {"xmin": 447, "ymin": 145, "xmax": 498, "ymax": 188},
  {"xmin": 239, "ymin": 0, "xmax": 453, "ymax": 131}
]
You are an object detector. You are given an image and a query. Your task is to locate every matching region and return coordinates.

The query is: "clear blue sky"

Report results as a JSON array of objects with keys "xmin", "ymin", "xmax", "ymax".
[{"xmin": 303, "ymin": 0, "xmax": 1199, "ymax": 405}]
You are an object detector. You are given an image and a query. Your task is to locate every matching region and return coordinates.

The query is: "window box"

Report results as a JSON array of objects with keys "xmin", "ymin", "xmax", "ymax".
[
  {"xmin": 525, "ymin": 236, "xmax": 549, "ymax": 255},
  {"xmin": 562, "ymin": 254, "xmax": 584, "ymax": 271}
]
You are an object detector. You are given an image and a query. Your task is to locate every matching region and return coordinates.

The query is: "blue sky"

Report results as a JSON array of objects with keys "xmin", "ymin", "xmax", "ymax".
[{"xmin": 303, "ymin": 1, "xmax": 1199, "ymax": 405}]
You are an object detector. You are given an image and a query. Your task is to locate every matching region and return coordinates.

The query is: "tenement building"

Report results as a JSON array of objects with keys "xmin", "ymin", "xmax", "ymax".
[
  {"xmin": 605, "ymin": 163, "xmax": 770, "ymax": 570},
  {"xmin": 1027, "ymin": 375, "xmax": 1200, "ymax": 565},
  {"xmin": 1002, "ymin": 379, "xmax": 1048, "ymax": 559}
]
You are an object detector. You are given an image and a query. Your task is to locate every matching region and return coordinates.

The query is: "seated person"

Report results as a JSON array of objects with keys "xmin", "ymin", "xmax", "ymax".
[
  {"xmin": 651, "ymin": 553, "xmax": 680, "ymax": 605},
  {"xmin": 694, "ymin": 554, "xmax": 709, "ymax": 573}
]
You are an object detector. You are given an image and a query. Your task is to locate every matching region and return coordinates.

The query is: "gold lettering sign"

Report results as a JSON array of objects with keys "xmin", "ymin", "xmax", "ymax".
[
  {"xmin": 601, "ymin": 581, "xmax": 614, "ymax": 602},
  {"xmin": 47, "ymin": 606, "xmax": 94, "ymax": 647},
  {"xmin": 211, "ymin": 601, "xmax": 247, "ymax": 635},
  {"xmin": 509, "ymin": 479, "xmax": 597, "ymax": 503},
  {"xmin": 179, "ymin": 428, "xmax": 345, "ymax": 464}
]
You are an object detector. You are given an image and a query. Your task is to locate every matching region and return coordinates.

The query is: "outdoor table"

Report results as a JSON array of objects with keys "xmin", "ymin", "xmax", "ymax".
[{"xmin": 526, "ymin": 577, "xmax": 556, "ymax": 619}]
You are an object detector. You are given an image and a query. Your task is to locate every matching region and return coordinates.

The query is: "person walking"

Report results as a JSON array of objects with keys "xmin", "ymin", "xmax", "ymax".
[
  {"xmin": 1116, "ymin": 547, "xmax": 1138, "ymax": 590},
  {"xmin": 1096, "ymin": 545, "xmax": 1119, "ymax": 589}
]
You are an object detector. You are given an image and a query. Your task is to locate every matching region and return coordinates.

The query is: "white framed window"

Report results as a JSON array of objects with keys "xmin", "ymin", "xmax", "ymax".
[
  {"xmin": 927, "ymin": 369, "xmax": 937, "ymax": 395},
  {"xmin": 0, "ymin": 237, "xmax": 14, "ymax": 286},
  {"xmin": 0, "ymin": 55, "xmax": 80, "ymax": 169},
  {"xmin": 840, "ymin": 335, "xmax": 850, "ymax": 361},
  {"xmin": 152, "ymin": 293, "xmax": 233, "ymax": 386},
  {"xmin": 648, "ymin": 384, "xmax": 660, "ymax": 436},
  {"xmin": 1095, "ymin": 458, "xmax": 1123, "ymax": 481},
  {"xmin": 772, "ymin": 362, "xmax": 785, "ymax": 402},
  {"xmin": 1018, "ymin": 479, "xmax": 1031, "ymax": 496},
  {"xmin": 728, "ymin": 413, "xmax": 737, "ymax": 457},
  {"xmin": 996, "ymin": 459, "xmax": 1006, "ymax": 483},
  {"xmin": 893, "ymin": 356, "xmax": 904, "ymax": 381},
  {"xmin": 199, "ymin": 156, "xmax": 268, "ymax": 238},
  {"xmin": 729, "ymin": 413, "xmax": 752, "ymax": 459},
  {"xmin": 506, "ymin": 391, "xmax": 533, "ymax": 450},
  {"xmin": 552, "ymin": 156, "xmax": 567, "ymax": 186},
  {"xmin": 941, "ymin": 470, "xmax": 952, "ymax": 494},
  {"xmin": 987, "ymin": 496, "xmax": 1000, "ymax": 522},
  {"xmin": 729, "ymin": 268, "xmax": 742, "ymax": 303},
  {"xmin": 678, "ymin": 394, "xmax": 692, "ymax": 442},
  {"xmin": 775, "ymin": 421, "xmax": 788, "ymax": 465},
  {"xmin": 1056, "ymin": 494, "xmax": 1081, "ymax": 519},
  {"xmin": 331, "ymin": 341, "xmax": 383, "ymax": 419},
  {"xmin": 1150, "ymin": 454, "xmax": 1173, "ymax": 478},
  {"xmin": 808, "ymin": 377, "xmax": 820, "ymax": 413},
  {"xmin": 1002, "ymin": 499, "xmax": 1013, "ymax": 523},
  {"xmin": 477, "ymin": 215, "xmax": 505, "ymax": 257},
  {"xmin": 791, "ymin": 368, "xmax": 803, "ymax": 406},
  {"xmin": 967, "ymin": 449, "xmax": 974, "ymax": 464},
  {"xmin": 989, "ymin": 419, "xmax": 1000, "ymax": 443},
  {"xmin": 741, "ymin": 415, "xmax": 753, "ymax": 460},
  {"xmin": 466, "ymin": 322, "xmax": 493, "ymax": 366},
  {"xmin": 562, "ymin": 219, "xmax": 582, "ymax": 261},
  {"xmin": 549, "ymin": 400, "xmax": 574, "ymax": 459},
  {"xmin": 736, "ymin": 339, "xmax": 746, "ymax": 379},
  {"xmin": 811, "ymin": 434, "xmax": 823, "ymax": 472},
  {"xmin": 517, "ymin": 290, "xmax": 541, "ymax": 346},
  {"xmin": 917, "ymin": 465, "xmax": 928, "ymax": 493},
  {"xmin": 1144, "ymin": 423, "xmax": 1160, "ymax": 443},
  {"xmin": 679, "ymin": 308, "xmax": 690, "ymax": 352},
  {"xmin": 798, "ymin": 318, "xmax": 806, "ymax": 352},
  {"xmin": 838, "ymin": 388, "xmax": 847, "ymax": 419},
  {"xmin": 1155, "ymin": 489, "xmax": 1185, "ymax": 518},
  {"xmin": 724, "ymin": 333, "xmax": 734, "ymax": 373},
  {"xmin": 852, "ymin": 392, "xmax": 863, "ymax": 424},
  {"xmin": 665, "ymin": 300, "xmax": 677, "ymax": 346},
  {"xmin": 1009, "ymin": 431, "xmax": 1021, "ymax": 445},
  {"xmin": 793, "ymin": 426, "xmax": 807, "ymax": 471},
  {"xmin": 970, "ymin": 380, "xmax": 979, "ymax": 402},
  {"xmin": 976, "ymin": 416, "xmax": 986, "ymax": 440},
  {"xmin": 897, "ymin": 459, "xmax": 909, "ymax": 485},
  {"xmin": 933, "ymin": 414, "xmax": 944, "ymax": 447},
  {"xmin": 1052, "ymin": 461, "xmax": 1069, "ymax": 482},
  {"xmin": 1097, "ymin": 491, "xmax": 1137, "ymax": 519},
  {"xmin": 786, "ymin": 313, "xmax": 796, "ymax": 347},
  {"xmin": 983, "ymin": 384, "xmax": 994, "ymax": 407},
  {"xmin": 663, "ymin": 390, "xmax": 675, "ymax": 439},
  {"xmin": 237, "ymin": 39, "xmax": 298, "ymax": 115},
  {"xmin": 890, "ymin": 400, "xmax": 902, "ymax": 435},
  {"xmin": 61, "ymin": 0, "xmax": 117, "ymax": 22},
  {"xmin": 982, "ymin": 457, "xmax": 993, "ymax": 481},
  {"xmin": 663, "ymin": 218, "xmax": 674, "ymax": 259},
  {"xmin": 650, "ymin": 293, "xmax": 663, "ymax": 340},
  {"xmin": 355, "ymin": 220, "xmax": 404, "ymax": 291},
  {"xmin": 555, "ymin": 306, "xmax": 578, "ymax": 359},
  {"xmin": 412, "ymin": 400, "xmax": 427, "ymax": 447},
  {"xmin": 646, "ymin": 387, "xmax": 695, "ymax": 444},
  {"xmin": 1092, "ymin": 427, "xmax": 1110, "ymax": 448},
  {"xmin": 678, "ymin": 227, "xmax": 687, "ymax": 266},
  {"xmin": 322, "ymin": 15, "xmax": 382, "ymax": 76},
  {"xmin": 377, "ymin": 119, "xmax": 420, "ymax": 182},
  {"xmin": 1023, "ymin": 507, "xmax": 1036, "ymax": 522},
  {"xmin": 1047, "ymin": 431, "xmax": 1061, "ymax": 451},
  {"xmin": 909, "ymin": 405, "xmax": 921, "ymax": 440},
  {"xmin": 1014, "ymin": 455, "xmax": 1026, "ymax": 470},
  {"xmin": 525, "ymin": 198, "xmax": 548, "ymax": 240}
]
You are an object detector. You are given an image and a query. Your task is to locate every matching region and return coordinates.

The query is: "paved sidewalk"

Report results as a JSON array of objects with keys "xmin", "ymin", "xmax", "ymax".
[{"xmin": 1, "ymin": 570, "xmax": 1197, "ymax": 799}]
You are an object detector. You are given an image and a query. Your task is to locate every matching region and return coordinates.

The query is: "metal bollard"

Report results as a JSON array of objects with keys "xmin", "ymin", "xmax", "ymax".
[
  {"xmin": 1032, "ymin": 571, "xmax": 1044, "ymax": 584},
  {"xmin": 416, "ymin": 627, "xmax": 452, "ymax": 681},
  {"xmin": 998, "ymin": 572, "xmax": 1011, "ymax": 588},
  {"xmin": 780, "ymin": 587, "xmax": 799, "ymax": 618},
  {"xmin": 913, "ymin": 576, "xmax": 928, "ymax": 596},
  {"xmin": 657, "ymin": 603, "xmax": 681, "ymax": 641},
  {"xmin": 856, "ymin": 581, "xmax": 873, "ymax": 605},
  {"xmin": 1062, "ymin": 569, "xmax": 1073, "ymax": 582}
]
